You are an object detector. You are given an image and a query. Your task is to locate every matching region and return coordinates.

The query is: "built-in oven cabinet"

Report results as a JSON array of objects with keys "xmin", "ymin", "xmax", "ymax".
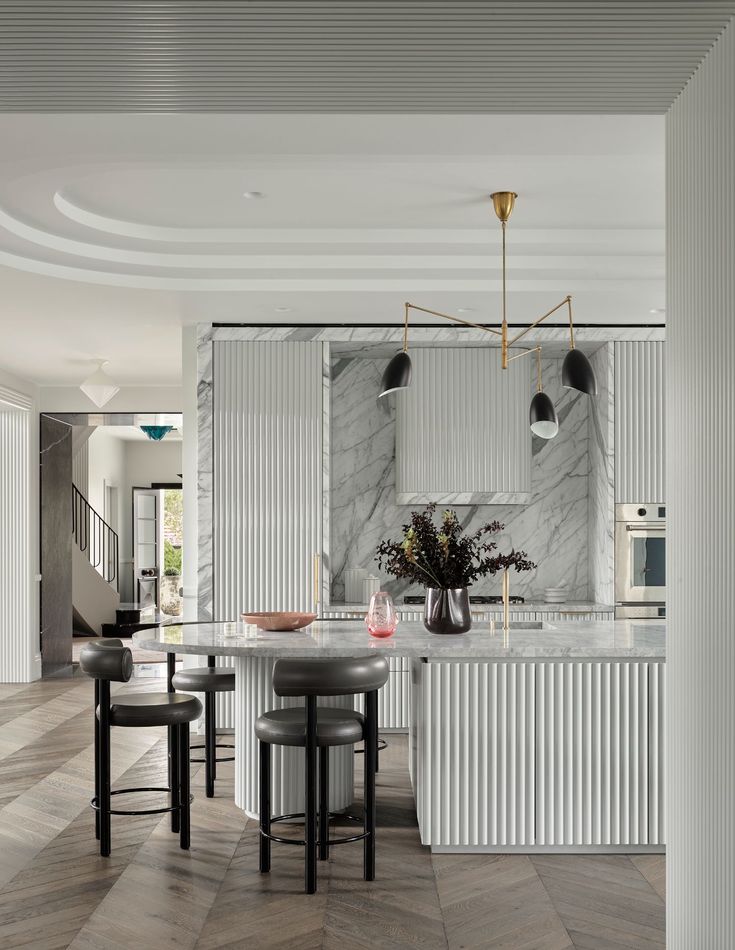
[
  {"xmin": 615, "ymin": 503, "xmax": 666, "ymax": 608},
  {"xmin": 615, "ymin": 342, "xmax": 665, "ymax": 504}
]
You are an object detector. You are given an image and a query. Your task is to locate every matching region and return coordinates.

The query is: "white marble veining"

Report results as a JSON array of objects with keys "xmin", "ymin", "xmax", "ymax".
[
  {"xmin": 588, "ymin": 343, "xmax": 615, "ymax": 604},
  {"xmin": 321, "ymin": 601, "xmax": 614, "ymax": 614},
  {"xmin": 330, "ymin": 354, "xmax": 590, "ymax": 602},
  {"xmin": 209, "ymin": 325, "xmax": 665, "ymax": 346},
  {"xmin": 133, "ymin": 618, "xmax": 666, "ymax": 660},
  {"xmin": 196, "ymin": 323, "xmax": 214, "ymax": 622}
]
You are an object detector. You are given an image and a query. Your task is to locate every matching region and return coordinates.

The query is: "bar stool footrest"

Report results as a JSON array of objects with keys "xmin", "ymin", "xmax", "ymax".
[
  {"xmin": 91, "ymin": 786, "xmax": 194, "ymax": 817},
  {"xmin": 354, "ymin": 738, "xmax": 388, "ymax": 755},
  {"xmin": 260, "ymin": 811, "xmax": 368, "ymax": 847},
  {"xmin": 190, "ymin": 740, "xmax": 235, "ymax": 764}
]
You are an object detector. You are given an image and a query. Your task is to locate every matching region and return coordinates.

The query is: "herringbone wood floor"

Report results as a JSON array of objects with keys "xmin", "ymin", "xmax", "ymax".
[{"xmin": 0, "ymin": 672, "xmax": 666, "ymax": 949}]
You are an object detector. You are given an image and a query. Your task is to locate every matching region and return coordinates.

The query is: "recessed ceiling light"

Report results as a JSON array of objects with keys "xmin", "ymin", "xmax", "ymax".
[
  {"xmin": 457, "ymin": 307, "xmax": 474, "ymax": 313},
  {"xmin": 242, "ymin": 191, "xmax": 264, "ymax": 199},
  {"xmin": 275, "ymin": 306, "xmax": 293, "ymax": 313},
  {"xmin": 649, "ymin": 307, "xmax": 665, "ymax": 314}
]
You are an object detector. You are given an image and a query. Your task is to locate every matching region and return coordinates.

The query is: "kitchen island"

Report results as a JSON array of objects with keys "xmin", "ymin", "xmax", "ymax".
[{"xmin": 133, "ymin": 619, "xmax": 665, "ymax": 853}]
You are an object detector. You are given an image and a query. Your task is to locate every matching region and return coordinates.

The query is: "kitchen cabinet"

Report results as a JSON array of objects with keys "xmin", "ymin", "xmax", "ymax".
[
  {"xmin": 322, "ymin": 604, "xmax": 615, "ymax": 731},
  {"xmin": 615, "ymin": 341, "xmax": 665, "ymax": 503},
  {"xmin": 395, "ymin": 347, "xmax": 531, "ymax": 504},
  {"xmin": 412, "ymin": 657, "xmax": 665, "ymax": 849}
]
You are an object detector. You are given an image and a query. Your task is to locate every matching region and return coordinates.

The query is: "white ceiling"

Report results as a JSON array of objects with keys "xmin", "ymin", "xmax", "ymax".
[
  {"xmin": 1, "ymin": 1, "xmax": 732, "ymax": 112},
  {"xmin": 0, "ymin": 113, "xmax": 664, "ymax": 386}
]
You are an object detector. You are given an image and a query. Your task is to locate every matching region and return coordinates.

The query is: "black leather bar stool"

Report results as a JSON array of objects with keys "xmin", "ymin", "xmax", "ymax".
[
  {"xmin": 256, "ymin": 655, "xmax": 389, "ymax": 894},
  {"xmin": 172, "ymin": 656, "xmax": 235, "ymax": 797},
  {"xmin": 80, "ymin": 640, "xmax": 202, "ymax": 856}
]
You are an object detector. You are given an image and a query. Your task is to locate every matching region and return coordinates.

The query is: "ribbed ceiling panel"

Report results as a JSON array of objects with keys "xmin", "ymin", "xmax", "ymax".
[{"xmin": 0, "ymin": 1, "xmax": 733, "ymax": 113}]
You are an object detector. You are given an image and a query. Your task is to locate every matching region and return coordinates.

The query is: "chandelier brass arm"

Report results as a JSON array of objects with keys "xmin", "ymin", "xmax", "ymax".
[
  {"xmin": 401, "ymin": 301, "xmax": 502, "ymax": 352},
  {"xmin": 379, "ymin": 190, "xmax": 597, "ymax": 421},
  {"xmin": 506, "ymin": 295, "xmax": 575, "ymax": 358},
  {"xmin": 506, "ymin": 345, "xmax": 544, "ymax": 392}
]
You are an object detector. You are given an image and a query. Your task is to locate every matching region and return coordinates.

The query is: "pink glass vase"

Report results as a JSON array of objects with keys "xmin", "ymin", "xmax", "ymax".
[{"xmin": 365, "ymin": 591, "xmax": 398, "ymax": 639}]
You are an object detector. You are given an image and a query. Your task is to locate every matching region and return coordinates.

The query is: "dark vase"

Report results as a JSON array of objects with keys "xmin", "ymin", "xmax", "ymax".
[{"xmin": 424, "ymin": 587, "xmax": 472, "ymax": 635}]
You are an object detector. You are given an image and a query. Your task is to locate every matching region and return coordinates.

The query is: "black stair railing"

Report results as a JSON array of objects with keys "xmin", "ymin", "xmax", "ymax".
[{"xmin": 72, "ymin": 484, "xmax": 119, "ymax": 591}]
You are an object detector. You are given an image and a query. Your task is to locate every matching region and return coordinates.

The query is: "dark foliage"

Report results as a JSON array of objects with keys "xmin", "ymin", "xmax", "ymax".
[{"xmin": 375, "ymin": 504, "xmax": 535, "ymax": 589}]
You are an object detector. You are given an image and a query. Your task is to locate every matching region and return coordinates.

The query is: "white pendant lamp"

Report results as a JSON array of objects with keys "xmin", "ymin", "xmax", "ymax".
[{"xmin": 80, "ymin": 360, "xmax": 120, "ymax": 408}]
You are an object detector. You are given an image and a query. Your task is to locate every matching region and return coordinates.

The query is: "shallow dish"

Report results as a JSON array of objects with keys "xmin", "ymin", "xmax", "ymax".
[{"xmin": 241, "ymin": 611, "xmax": 317, "ymax": 632}]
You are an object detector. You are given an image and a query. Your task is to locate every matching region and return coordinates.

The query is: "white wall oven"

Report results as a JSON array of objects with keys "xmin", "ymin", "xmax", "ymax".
[{"xmin": 615, "ymin": 504, "xmax": 666, "ymax": 619}]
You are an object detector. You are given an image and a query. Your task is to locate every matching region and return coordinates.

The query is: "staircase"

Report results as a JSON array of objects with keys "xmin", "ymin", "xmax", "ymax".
[{"xmin": 72, "ymin": 484, "xmax": 120, "ymax": 635}]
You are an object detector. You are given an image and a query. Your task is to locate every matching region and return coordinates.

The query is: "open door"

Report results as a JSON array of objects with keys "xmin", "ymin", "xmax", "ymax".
[{"xmin": 133, "ymin": 488, "xmax": 160, "ymax": 609}]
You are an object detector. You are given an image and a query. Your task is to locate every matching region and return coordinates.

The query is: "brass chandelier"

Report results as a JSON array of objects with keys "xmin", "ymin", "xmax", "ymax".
[{"xmin": 378, "ymin": 191, "xmax": 598, "ymax": 439}]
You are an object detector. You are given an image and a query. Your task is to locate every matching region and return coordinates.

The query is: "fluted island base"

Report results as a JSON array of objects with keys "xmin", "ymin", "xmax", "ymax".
[{"xmin": 234, "ymin": 656, "xmax": 355, "ymax": 817}]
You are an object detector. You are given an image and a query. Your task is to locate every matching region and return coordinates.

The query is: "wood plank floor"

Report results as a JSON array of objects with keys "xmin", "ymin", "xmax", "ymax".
[{"xmin": 0, "ymin": 673, "xmax": 666, "ymax": 949}]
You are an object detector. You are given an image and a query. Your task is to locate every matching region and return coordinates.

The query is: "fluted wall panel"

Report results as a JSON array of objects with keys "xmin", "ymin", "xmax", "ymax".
[
  {"xmin": 667, "ymin": 19, "xmax": 735, "ymax": 947},
  {"xmin": 0, "ymin": 398, "xmax": 33, "ymax": 682},
  {"xmin": 615, "ymin": 342, "xmax": 665, "ymax": 502},
  {"xmin": 414, "ymin": 659, "xmax": 664, "ymax": 849},
  {"xmin": 234, "ymin": 656, "xmax": 353, "ymax": 816},
  {"xmin": 416, "ymin": 661, "xmax": 536, "ymax": 847},
  {"xmin": 396, "ymin": 347, "xmax": 530, "ymax": 503},
  {"xmin": 211, "ymin": 341, "xmax": 324, "ymax": 728},
  {"xmin": 213, "ymin": 340, "xmax": 324, "ymax": 618},
  {"xmin": 535, "ymin": 661, "xmax": 664, "ymax": 847},
  {"xmin": 353, "ymin": 659, "xmax": 410, "ymax": 730}
]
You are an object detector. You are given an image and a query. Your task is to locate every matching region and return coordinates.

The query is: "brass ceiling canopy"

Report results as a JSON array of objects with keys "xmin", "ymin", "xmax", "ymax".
[{"xmin": 490, "ymin": 191, "xmax": 517, "ymax": 224}]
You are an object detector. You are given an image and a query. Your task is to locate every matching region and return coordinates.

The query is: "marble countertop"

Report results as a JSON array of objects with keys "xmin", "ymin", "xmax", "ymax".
[
  {"xmin": 133, "ymin": 619, "xmax": 665, "ymax": 660},
  {"xmin": 321, "ymin": 601, "xmax": 615, "ymax": 614}
]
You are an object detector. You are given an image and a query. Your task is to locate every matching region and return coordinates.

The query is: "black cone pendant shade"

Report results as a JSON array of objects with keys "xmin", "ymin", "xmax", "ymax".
[
  {"xmin": 529, "ymin": 391, "xmax": 559, "ymax": 440},
  {"xmin": 562, "ymin": 348, "xmax": 597, "ymax": 395},
  {"xmin": 379, "ymin": 350, "xmax": 412, "ymax": 397}
]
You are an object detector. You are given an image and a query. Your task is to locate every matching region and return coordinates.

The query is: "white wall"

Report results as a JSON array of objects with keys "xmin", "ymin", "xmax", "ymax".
[
  {"xmin": 0, "ymin": 367, "xmax": 40, "ymax": 682},
  {"xmin": 667, "ymin": 19, "xmax": 735, "ymax": 947},
  {"xmin": 87, "ymin": 428, "xmax": 125, "ymax": 528},
  {"xmin": 39, "ymin": 385, "xmax": 183, "ymax": 413},
  {"xmin": 85, "ymin": 430, "xmax": 182, "ymax": 602}
]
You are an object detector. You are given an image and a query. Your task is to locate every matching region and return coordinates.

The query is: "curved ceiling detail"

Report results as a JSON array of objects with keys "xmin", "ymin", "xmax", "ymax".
[
  {"xmin": 0, "ymin": 175, "xmax": 664, "ymax": 293},
  {"xmin": 54, "ymin": 191, "xmax": 265, "ymax": 244}
]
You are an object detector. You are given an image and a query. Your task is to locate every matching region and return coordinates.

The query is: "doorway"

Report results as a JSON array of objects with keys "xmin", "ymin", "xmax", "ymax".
[{"xmin": 39, "ymin": 411, "xmax": 183, "ymax": 675}]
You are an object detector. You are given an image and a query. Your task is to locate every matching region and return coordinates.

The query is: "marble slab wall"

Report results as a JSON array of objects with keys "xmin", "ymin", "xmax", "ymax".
[{"xmin": 330, "ymin": 353, "xmax": 590, "ymax": 602}]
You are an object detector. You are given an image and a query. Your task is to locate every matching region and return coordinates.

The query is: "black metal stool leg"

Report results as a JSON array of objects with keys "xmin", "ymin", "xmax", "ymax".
[
  {"xmin": 178, "ymin": 723, "xmax": 191, "ymax": 850},
  {"xmin": 169, "ymin": 725, "xmax": 180, "ymax": 832},
  {"xmin": 207, "ymin": 655, "xmax": 217, "ymax": 785},
  {"xmin": 364, "ymin": 691, "xmax": 378, "ymax": 881},
  {"xmin": 305, "ymin": 696, "xmax": 318, "ymax": 894},
  {"xmin": 167, "ymin": 653, "xmax": 180, "ymax": 833},
  {"xmin": 319, "ymin": 746, "xmax": 329, "ymax": 861},
  {"xmin": 205, "ymin": 692, "xmax": 215, "ymax": 798},
  {"xmin": 99, "ymin": 681, "xmax": 111, "ymax": 857},
  {"xmin": 259, "ymin": 741, "xmax": 271, "ymax": 873},
  {"xmin": 94, "ymin": 679, "xmax": 100, "ymax": 841}
]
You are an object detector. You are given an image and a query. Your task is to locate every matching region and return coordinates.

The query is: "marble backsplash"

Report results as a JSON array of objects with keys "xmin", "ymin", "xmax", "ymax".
[{"xmin": 330, "ymin": 353, "xmax": 591, "ymax": 603}]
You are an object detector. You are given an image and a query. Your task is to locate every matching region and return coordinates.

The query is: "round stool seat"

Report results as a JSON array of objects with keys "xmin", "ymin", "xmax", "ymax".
[
  {"xmin": 255, "ymin": 707, "xmax": 365, "ymax": 748},
  {"xmin": 101, "ymin": 692, "xmax": 203, "ymax": 728},
  {"xmin": 172, "ymin": 667, "xmax": 235, "ymax": 693}
]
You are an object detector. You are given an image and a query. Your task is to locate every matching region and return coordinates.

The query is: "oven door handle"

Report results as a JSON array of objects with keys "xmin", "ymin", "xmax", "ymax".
[{"xmin": 625, "ymin": 525, "xmax": 666, "ymax": 531}]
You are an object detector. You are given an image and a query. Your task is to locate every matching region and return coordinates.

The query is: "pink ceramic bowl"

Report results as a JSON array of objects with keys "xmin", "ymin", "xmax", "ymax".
[{"xmin": 241, "ymin": 611, "xmax": 317, "ymax": 632}]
